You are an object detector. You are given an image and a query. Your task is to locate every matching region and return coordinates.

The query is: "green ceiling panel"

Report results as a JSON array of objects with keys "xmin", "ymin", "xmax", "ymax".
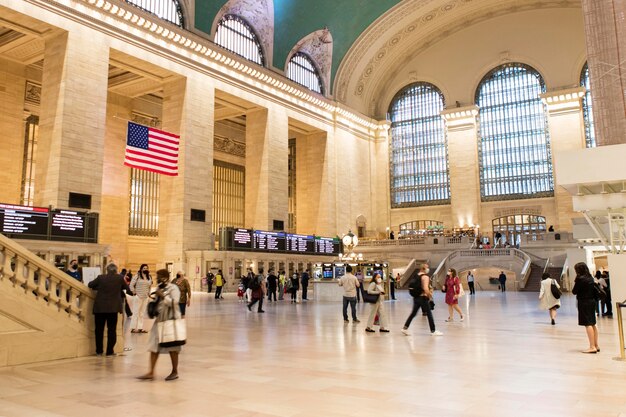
[{"xmin": 193, "ymin": 0, "xmax": 403, "ymax": 90}]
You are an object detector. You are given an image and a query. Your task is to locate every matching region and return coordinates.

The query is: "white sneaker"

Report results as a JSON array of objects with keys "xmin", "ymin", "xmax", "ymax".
[
  {"xmin": 401, "ymin": 328, "xmax": 410, "ymax": 336},
  {"xmin": 431, "ymin": 330, "xmax": 443, "ymax": 336}
]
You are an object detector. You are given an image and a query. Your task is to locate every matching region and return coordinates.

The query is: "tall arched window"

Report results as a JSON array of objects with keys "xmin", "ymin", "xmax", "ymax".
[
  {"xmin": 580, "ymin": 63, "xmax": 596, "ymax": 148},
  {"xmin": 476, "ymin": 64, "xmax": 554, "ymax": 201},
  {"xmin": 124, "ymin": 0, "xmax": 184, "ymax": 27},
  {"xmin": 287, "ymin": 52, "xmax": 323, "ymax": 94},
  {"xmin": 214, "ymin": 15, "xmax": 264, "ymax": 66},
  {"xmin": 389, "ymin": 82, "xmax": 450, "ymax": 208}
]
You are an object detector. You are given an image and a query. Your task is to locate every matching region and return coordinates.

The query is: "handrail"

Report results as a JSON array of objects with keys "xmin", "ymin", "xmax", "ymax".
[{"xmin": 0, "ymin": 233, "xmax": 94, "ymax": 322}]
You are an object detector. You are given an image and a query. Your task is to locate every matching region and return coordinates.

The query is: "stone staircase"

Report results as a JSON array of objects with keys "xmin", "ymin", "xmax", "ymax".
[
  {"xmin": 520, "ymin": 264, "xmax": 562, "ymax": 292},
  {"xmin": 0, "ymin": 233, "xmax": 100, "ymax": 366}
]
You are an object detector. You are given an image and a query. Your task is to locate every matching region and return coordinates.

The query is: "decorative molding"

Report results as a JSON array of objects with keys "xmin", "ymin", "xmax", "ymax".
[
  {"xmin": 131, "ymin": 111, "xmax": 161, "ymax": 128},
  {"xmin": 493, "ymin": 207, "xmax": 543, "ymax": 217},
  {"xmin": 24, "ymin": 81, "xmax": 41, "ymax": 106},
  {"xmin": 215, "ymin": 0, "xmax": 274, "ymax": 66},
  {"xmin": 286, "ymin": 28, "xmax": 333, "ymax": 96},
  {"xmin": 441, "ymin": 105, "xmax": 478, "ymax": 131},
  {"xmin": 214, "ymin": 135, "xmax": 245, "ymax": 158},
  {"xmin": 540, "ymin": 86, "xmax": 585, "ymax": 115}
]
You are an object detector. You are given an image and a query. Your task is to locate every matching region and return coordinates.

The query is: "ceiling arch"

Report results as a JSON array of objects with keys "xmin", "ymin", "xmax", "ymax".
[{"xmin": 335, "ymin": 0, "xmax": 582, "ymax": 117}]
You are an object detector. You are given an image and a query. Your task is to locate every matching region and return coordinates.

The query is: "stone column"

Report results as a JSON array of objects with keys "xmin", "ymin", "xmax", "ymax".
[
  {"xmin": 442, "ymin": 106, "xmax": 481, "ymax": 229},
  {"xmin": 581, "ymin": 0, "xmax": 626, "ymax": 145},
  {"xmin": 294, "ymin": 130, "xmax": 335, "ymax": 235},
  {"xmin": 158, "ymin": 76, "xmax": 215, "ymax": 270},
  {"xmin": 541, "ymin": 87, "xmax": 587, "ymax": 231},
  {"xmin": 35, "ymin": 32, "xmax": 109, "ymax": 211},
  {"xmin": 245, "ymin": 106, "xmax": 288, "ymax": 230}
]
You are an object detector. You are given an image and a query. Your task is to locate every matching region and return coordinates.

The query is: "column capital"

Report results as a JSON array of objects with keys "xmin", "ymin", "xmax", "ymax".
[
  {"xmin": 540, "ymin": 86, "xmax": 586, "ymax": 115},
  {"xmin": 441, "ymin": 105, "xmax": 479, "ymax": 131}
]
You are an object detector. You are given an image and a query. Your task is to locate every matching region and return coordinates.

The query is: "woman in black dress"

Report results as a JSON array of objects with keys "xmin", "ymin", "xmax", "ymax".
[{"xmin": 571, "ymin": 262, "xmax": 599, "ymax": 354}]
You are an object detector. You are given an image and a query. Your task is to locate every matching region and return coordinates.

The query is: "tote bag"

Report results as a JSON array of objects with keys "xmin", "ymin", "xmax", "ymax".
[{"xmin": 157, "ymin": 307, "xmax": 187, "ymax": 348}]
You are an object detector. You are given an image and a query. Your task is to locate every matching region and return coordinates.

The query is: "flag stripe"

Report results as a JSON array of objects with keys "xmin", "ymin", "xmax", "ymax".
[{"xmin": 125, "ymin": 121, "xmax": 179, "ymax": 176}]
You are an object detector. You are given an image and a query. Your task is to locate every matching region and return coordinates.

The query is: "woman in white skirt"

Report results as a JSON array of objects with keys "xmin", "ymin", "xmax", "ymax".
[
  {"xmin": 539, "ymin": 272, "xmax": 561, "ymax": 325},
  {"xmin": 137, "ymin": 269, "xmax": 182, "ymax": 381},
  {"xmin": 365, "ymin": 273, "xmax": 389, "ymax": 333}
]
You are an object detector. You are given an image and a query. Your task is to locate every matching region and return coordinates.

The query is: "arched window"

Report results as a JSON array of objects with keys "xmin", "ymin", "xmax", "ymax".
[
  {"xmin": 287, "ymin": 52, "xmax": 323, "ymax": 94},
  {"xmin": 492, "ymin": 214, "xmax": 546, "ymax": 246},
  {"xmin": 580, "ymin": 63, "xmax": 596, "ymax": 148},
  {"xmin": 124, "ymin": 0, "xmax": 184, "ymax": 27},
  {"xmin": 389, "ymin": 82, "xmax": 450, "ymax": 208},
  {"xmin": 214, "ymin": 15, "xmax": 264, "ymax": 66},
  {"xmin": 476, "ymin": 64, "xmax": 554, "ymax": 201}
]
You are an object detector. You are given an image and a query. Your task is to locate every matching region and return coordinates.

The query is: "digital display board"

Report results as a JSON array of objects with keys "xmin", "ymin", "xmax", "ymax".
[
  {"xmin": 0, "ymin": 204, "xmax": 49, "ymax": 237},
  {"xmin": 253, "ymin": 230, "xmax": 285, "ymax": 251},
  {"xmin": 286, "ymin": 233, "xmax": 315, "ymax": 253},
  {"xmin": 322, "ymin": 264, "xmax": 334, "ymax": 279},
  {"xmin": 220, "ymin": 227, "xmax": 341, "ymax": 256},
  {"xmin": 0, "ymin": 203, "xmax": 98, "ymax": 242},
  {"xmin": 232, "ymin": 228, "xmax": 253, "ymax": 249}
]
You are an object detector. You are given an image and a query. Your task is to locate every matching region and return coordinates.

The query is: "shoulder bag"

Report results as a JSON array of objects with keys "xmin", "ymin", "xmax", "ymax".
[
  {"xmin": 362, "ymin": 284, "xmax": 380, "ymax": 304},
  {"xmin": 550, "ymin": 279, "xmax": 562, "ymax": 299},
  {"xmin": 157, "ymin": 304, "xmax": 187, "ymax": 348}
]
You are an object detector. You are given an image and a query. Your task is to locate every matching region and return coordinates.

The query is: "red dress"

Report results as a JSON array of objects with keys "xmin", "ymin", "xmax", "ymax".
[{"xmin": 445, "ymin": 276, "xmax": 460, "ymax": 305}]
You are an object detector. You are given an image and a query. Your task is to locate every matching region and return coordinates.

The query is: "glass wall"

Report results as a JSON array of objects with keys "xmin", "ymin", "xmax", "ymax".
[{"xmin": 580, "ymin": 63, "xmax": 596, "ymax": 148}]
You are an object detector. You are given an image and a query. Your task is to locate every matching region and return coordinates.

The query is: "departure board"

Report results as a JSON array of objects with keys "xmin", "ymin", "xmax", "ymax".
[
  {"xmin": 232, "ymin": 228, "xmax": 253, "ymax": 249},
  {"xmin": 0, "ymin": 204, "xmax": 49, "ymax": 237},
  {"xmin": 286, "ymin": 233, "xmax": 315, "ymax": 253},
  {"xmin": 253, "ymin": 230, "xmax": 285, "ymax": 251},
  {"xmin": 315, "ymin": 237, "xmax": 340, "ymax": 255}
]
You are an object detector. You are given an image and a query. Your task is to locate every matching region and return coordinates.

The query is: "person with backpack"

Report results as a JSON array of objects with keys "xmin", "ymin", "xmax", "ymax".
[
  {"xmin": 247, "ymin": 268, "xmax": 266, "ymax": 313},
  {"xmin": 572, "ymin": 262, "xmax": 600, "ymax": 354},
  {"xmin": 539, "ymin": 272, "xmax": 561, "ymax": 325},
  {"xmin": 214, "ymin": 270, "xmax": 226, "ymax": 300},
  {"xmin": 401, "ymin": 263, "xmax": 443, "ymax": 336}
]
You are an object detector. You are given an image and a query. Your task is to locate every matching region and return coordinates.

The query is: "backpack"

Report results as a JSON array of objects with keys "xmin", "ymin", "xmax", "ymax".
[
  {"xmin": 249, "ymin": 276, "xmax": 261, "ymax": 291},
  {"xmin": 408, "ymin": 274, "xmax": 425, "ymax": 297}
]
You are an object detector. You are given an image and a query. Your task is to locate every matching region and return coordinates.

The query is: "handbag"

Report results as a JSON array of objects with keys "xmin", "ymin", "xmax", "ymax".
[
  {"xmin": 157, "ymin": 305, "xmax": 187, "ymax": 348},
  {"xmin": 361, "ymin": 286, "xmax": 380, "ymax": 304},
  {"xmin": 550, "ymin": 279, "xmax": 562, "ymax": 299},
  {"xmin": 147, "ymin": 299, "xmax": 159, "ymax": 319}
]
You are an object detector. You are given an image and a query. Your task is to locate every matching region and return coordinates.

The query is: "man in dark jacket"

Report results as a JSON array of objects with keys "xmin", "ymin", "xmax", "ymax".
[
  {"xmin": 301, "ymin": 269, "xmax": 310, "ymax": 300},
  {"xmin": 499, "ymin": 271, "xmax": 507, "ymax": 292},
  {"xmin": 88, "ymin": 263, "xmax": 129, "ymax": 356}
]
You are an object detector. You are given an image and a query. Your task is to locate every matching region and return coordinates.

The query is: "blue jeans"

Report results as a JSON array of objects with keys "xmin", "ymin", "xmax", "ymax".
[{"xmin": 343, "ymin": 296, "xmax": 357, "ymax": 320}]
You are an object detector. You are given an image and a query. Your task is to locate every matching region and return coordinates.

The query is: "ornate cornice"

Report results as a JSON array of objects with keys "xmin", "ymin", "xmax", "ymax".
[
  {"xmin": 540, "ymin": 86, "xmax": 586, "ymax": 115},
  {"xmin": 214, "ymin": 135, "xmax": 245, "ymax": 158}
]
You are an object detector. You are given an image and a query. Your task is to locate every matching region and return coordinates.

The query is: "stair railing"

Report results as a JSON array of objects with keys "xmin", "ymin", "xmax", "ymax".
[{"xmin": 0, "ymin": 233, "xmax": 94, "ymax": 322}]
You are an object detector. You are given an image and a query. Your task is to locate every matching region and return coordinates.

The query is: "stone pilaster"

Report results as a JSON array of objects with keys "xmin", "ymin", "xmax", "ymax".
[
  {"xmin": 245, "ymin": 106, "xmax": 288, "ymax": 230},
  {"xmin": 159, "ymin": 76, "xmax": 215, "ymax": 269},
  {"xmin": 442, "ymin": 106, "xmax": 481, "ymax": 228},
  {"xmin": 581, "ymin": 0, "xmax": 626, "ymax": 146},
  {"xmin": 541, "ymin": 87, "xmax": 587, "ymax": 231},
  {"xmin": 35, "ymin": 32, "xmax": 109, "ymax": 211}
]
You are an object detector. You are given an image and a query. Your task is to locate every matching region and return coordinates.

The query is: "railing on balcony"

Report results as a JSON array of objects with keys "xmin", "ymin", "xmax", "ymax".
[{"xmin": 0, "ymin": 233, "xmax": 94, "ymax": 322}]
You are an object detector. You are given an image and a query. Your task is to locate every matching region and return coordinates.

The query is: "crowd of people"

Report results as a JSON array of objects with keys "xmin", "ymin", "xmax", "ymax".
[{"xmin": 82, "ymin": 258, "xmax": 612, "ymax": 382}]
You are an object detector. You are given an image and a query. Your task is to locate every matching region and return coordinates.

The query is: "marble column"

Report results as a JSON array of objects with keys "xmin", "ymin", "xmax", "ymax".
[
  {"xmin": 36, "ymin": 32, "xmax": 109, "ymax": 211},
  {"xmin": 442, "ymin": 106, "xmax": 481, "ymax": 229},
  {"xmin": 581, "ymin": 0, "xmax": 626, "ymax": 146},
  {"xmin": 245, "ymin": 106, "xmax": 288, "ymax": 230},
  {"xmin": 541, "ymin": 87, "xmax": 587, "ymax": 231},
  {"xmin": 158, "ymin": 76, "xmax": 215, "ymax": 269}
]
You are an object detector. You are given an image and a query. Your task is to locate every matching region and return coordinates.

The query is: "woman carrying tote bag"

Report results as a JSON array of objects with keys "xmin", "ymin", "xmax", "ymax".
[
  {"xmin": 365, "ymin": 273, "xmax": 390, "ymax": 333},
  {"xmin": 138, "ymin": 269, "xmax": 184, "ymax": 381}
]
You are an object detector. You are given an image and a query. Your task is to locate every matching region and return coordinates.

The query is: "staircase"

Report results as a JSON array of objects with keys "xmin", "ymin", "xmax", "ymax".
[
  {"xmin": 399, "ymin": 259, "xmax": 427, "ymax": 288},
  {"xmin": 520, "ymin": 264, "xmax": 563, "ymax": 292},
  {"xmin": 0, "ymin": 233, "xmax": 99, "ymax": 366}
]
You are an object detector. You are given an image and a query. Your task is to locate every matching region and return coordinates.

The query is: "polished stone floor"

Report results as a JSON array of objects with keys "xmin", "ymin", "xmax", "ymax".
[{"xmin": 1, "ymin": 290, "xmax": 625, "ymax": 417}]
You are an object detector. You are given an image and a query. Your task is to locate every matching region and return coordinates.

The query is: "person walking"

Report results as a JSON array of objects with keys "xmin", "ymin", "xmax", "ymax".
[
  {"xmin": 137, "ymin": 269, "xmax": 182, "ymax": 381},
  {"xmin": 467, "ymin": 271, "xmax": 475, "ymax": 295},
  {"xmin": 130, "ymin": 264, "xmax": 152, "ymax": 333},
  {"xmin": 443, "ymin": 268, "xmax": 464, "ymax": 322},
  {"xmin": 278, "ymin": 270, "xmax": 285, "ymax": 301},
  {"xmin": 290, "ymin": 272, "xmax": 299, "ymax": 303},
  {"xmin": 301, "ymin": 269, "xmax": 310, "ymax": 301},
  {"xmin": 267, "ymin": 269, "xmax": 278, "ymax": 302},
  {"xmin": 338, "ymin": 265, "xmax": 360, "ymax": 323},
  {"xmin": 498, "ymin": 271, "xmax": 507, "ymax": 292},
  {"xmin": 214, "ymin": 269, "xmax": 226, "ymax": 299},
  {"xmin": 355, "ymin": 270, "xmax": 364, "ymax": 303},
  {"xmin": 206, "ymin": 271, "xmax": 214, "ymax": 294},
  {"xmin": 599, "ymin": 271, "xmax": 613, "ymax": 317},
  {"xmin": 390, "ymin": 273, "xmax": 399, "ymax": 300},
  {"xmin": 365, "ymin": 273, "xmax": 390, "ymax": 333},
  {"xmin": 572, "ymin": 262, "xmax": 600, "ymax": 354},
  {"xmin": 244, "ymin": 268, "xmax": 254, "ymax": 303},
  {"xmin": 88, "ymin": 263, "xmax": 129, "ymax": 356},
  {"xmin": 539, "ymin": 272, "xmax": 560, "ymax": 325},
  {"xmin": 401, "ymin": 263, "xmax": 443, "ymax": 336},
  {"xmin": 172, "ymin": 271, "xmax": 191, "ymax": 318},
  {"xmin": 122, "ymin": 269, "xmax": 133, "ymax": 352},
  {"xmin": 247, "ymin": 268, "xmax": 266, "ymax": 313}
]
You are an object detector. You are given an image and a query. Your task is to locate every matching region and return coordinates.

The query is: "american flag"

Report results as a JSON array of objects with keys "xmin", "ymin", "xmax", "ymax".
[{"xmin": 124, "ymin": 122, "xmax": 180, "ymax": 176}]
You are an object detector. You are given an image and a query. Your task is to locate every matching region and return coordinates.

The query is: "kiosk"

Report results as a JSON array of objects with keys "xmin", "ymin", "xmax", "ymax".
[{"xmin": 312, "ymin": 261, "xmax": 389, "ymax": 302}]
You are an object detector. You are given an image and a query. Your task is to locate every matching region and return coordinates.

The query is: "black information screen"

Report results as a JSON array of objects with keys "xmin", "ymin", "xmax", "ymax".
[
  {"xmin": 253, "ymin": 230, "xmax": 285, "ymax": 251},
  {"xmin": 232, "ymin": 228, "xmax": 253, "ymax": 249},
  {"xmin": 322, "ymin": 264, "xmax": 334, "ymax": 279},
  {"xmin": 285, "ymin": 233, "xmax": 315, "ymax": 253},
  {"xmin": 315, "ymin": 237, "xmax": 340, "ymax": 255},
  {"xmin": 50, "ymin": 210, "xmax": 85, "ymax": 238},
  {"xmin": 0, "ymin": 204, "xmax": 49, "ymax": 237}
]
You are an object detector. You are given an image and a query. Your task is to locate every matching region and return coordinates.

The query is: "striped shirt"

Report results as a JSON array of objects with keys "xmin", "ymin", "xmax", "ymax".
[{"xmin": 130, "ymin": 274, "xmax": 152, "ymax": 299}]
